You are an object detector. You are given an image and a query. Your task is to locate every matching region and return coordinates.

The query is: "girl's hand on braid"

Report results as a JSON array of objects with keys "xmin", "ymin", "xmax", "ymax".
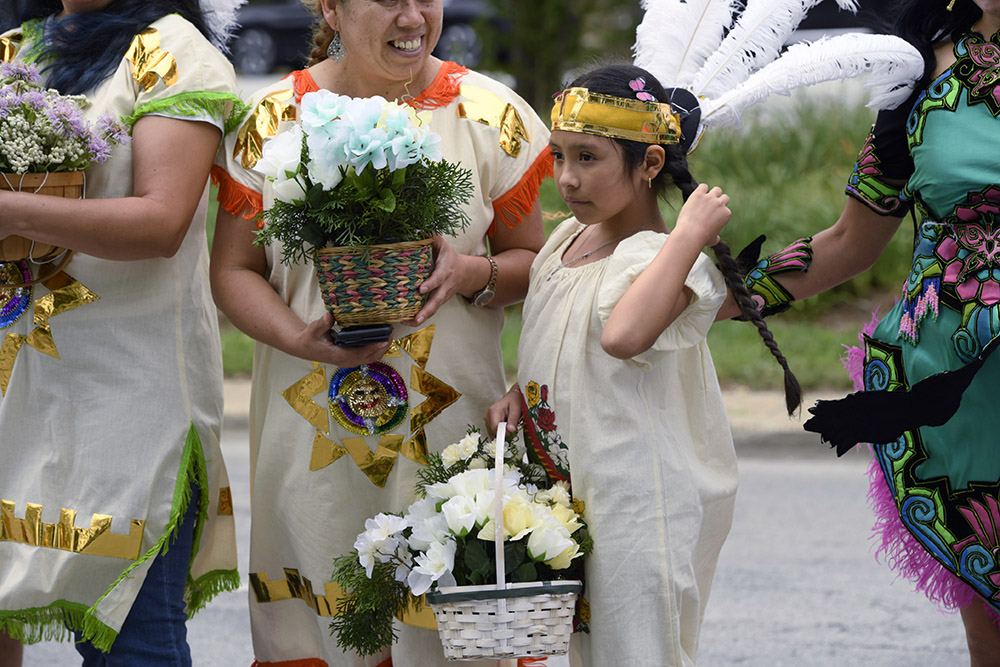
[{"xmin": 675, "ymin": 183, "xmax": 731, "ymax": 247}]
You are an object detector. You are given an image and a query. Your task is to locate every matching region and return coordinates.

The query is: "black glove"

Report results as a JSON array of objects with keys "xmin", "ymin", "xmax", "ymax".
[{"xmin": 804, "ymin": 336, "xmax": 1000, "ymax": 456}]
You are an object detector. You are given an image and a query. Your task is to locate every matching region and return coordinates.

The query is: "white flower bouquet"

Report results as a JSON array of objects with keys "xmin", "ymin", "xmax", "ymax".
[
  {"xmin": 330, "ymin": 426, "xmax": 591, "ymax": 658},
  {"xmin": 252, "ymin": 91, "xmax": 474, "ymax": 325},
  {"xmin": 0, "ymin": 61, "xmax": 128, "ymax": 175},
  {"xmin": 0, "ymin": 61, "xmax": 128, "ymax": 268}
]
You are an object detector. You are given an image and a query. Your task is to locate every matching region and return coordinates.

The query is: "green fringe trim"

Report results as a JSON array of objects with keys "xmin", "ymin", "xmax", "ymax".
[
  {"xmin": 0, "ymin": 423, "xmax": 239, "ymax": 651},
  {"xmin": 0, "ymin": 601, "xmax": 86, "ymax": 645},
  {"xmin": 17, "ymin": 19, "xmax": 49, "ymax": 66},
  {"xmin": 121, "ymin": 91, "xmax": 253, "ymax": 136},
  {"xmin": 186, "ymin": 568, "xmax": 242, "ymax": 615}
]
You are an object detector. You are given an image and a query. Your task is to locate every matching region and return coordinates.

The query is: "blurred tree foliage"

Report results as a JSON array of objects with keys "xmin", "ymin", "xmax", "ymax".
[{"xmin": 477, "ymin": 1, "xmax": 640, "ymax": 111}]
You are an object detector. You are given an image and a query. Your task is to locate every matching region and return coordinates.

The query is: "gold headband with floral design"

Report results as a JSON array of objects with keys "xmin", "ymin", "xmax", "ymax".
[{"xmin": 550, "ymin": 87, "xmax": 682, "ymax": 145}]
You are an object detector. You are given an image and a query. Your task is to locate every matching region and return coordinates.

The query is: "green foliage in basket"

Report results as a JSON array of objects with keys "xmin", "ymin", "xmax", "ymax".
[
  {"xmin": 252, "ymin": 91, "xmax": 474, "ymax": 266},
  {"xmin": 329, "ymin": 426, "xmax": 592, "ymax": 657}
]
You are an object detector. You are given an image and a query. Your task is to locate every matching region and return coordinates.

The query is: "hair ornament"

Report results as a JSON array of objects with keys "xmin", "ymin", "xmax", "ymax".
[
  {"xmin": 632, "ymin": 0, "xmax": 924, "ymax": 153},
  {"xmin": 550, "ymin": 86, "xmax": 682, "ymax": 145},
  {"xmin": 629, "ymin": 77, "xmax": 657, "ymax": 101}
]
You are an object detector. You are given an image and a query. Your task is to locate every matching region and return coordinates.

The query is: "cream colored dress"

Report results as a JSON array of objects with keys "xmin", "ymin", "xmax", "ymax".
[
  {"xmin": 0, "ymin": 14, "xmax": 241, "ymax": 650},
  {"xmin": 518, "ymin": 219, "xmax": 739, "ymax": 667},
  {"xmin": 214, "ymin": 64, "xmax": 552, "ymax": 667}
]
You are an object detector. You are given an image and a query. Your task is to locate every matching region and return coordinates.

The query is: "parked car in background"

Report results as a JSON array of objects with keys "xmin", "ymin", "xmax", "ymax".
[
  {"xmin": 228, "ymin": 0, "xmax": 495, "ymax": 75},
  {"xmin": 791, "ymin": 0, "xmax": 874, "ymax": 42}
]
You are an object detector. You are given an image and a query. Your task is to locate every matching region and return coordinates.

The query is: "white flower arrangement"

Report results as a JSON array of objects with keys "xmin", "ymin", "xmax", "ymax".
[
  {"xmin": 0, "ymin": 62, "xmax": 128, "ymax": 175},
  {"xmin": 329, "ymin": 427, "xmax": 592, "ymax": 657},
  {"xmin": 252, "ymin": 90, "xmax": 473, "ymax": 264}
]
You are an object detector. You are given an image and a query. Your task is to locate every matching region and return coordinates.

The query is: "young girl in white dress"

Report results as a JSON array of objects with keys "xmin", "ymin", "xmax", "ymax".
[{"xmin": 486, "ymin": 64, "xmax": 799, "ymax": 667}]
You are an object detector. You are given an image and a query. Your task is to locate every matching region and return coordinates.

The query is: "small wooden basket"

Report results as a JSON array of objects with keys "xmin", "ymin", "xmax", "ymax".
[
  {"xmin": 425, "ymin": 422, "xmax": 582, "ymax": 661},
  {"xmin": 0, "ymin": 172, "xmax": 82, "ymax": 285},
  {"xmin": 313, "ymin": 238, "xmax": 433, "ymax": 325}
]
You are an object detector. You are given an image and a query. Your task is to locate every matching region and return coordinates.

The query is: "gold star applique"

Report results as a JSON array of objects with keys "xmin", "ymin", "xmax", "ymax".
[
  {"xmin": 0, "ymin": 271, "xmax": 99, "ymax": 396},
  {"xmin": 281, "ymin": 325, "xmax": 460, "ymax": 487}
]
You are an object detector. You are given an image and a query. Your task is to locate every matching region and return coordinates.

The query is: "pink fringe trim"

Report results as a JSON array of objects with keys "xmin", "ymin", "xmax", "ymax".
[{"xmin": 848, "ymin": 307, "xmax": 1000, "ymax": 623}]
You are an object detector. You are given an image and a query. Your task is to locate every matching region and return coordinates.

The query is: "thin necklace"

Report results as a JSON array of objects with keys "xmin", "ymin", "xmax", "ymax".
[{"xmin": 546, "ymin": 218, "xmax": 657, "ymax": 281}]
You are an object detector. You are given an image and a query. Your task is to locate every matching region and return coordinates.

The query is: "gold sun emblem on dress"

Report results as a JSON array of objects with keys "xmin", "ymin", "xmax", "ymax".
[{"xmin": 280, "ymin": 325, "xmax": 460, "ymax": 487}]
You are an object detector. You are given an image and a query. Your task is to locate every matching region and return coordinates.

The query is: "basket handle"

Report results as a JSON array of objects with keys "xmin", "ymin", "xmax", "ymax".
[{"xmin": 493, "ymin": 421, "xmax": 507, "ymax": 594}]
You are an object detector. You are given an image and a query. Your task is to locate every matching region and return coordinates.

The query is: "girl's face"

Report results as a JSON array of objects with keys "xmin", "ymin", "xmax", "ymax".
[
  {"xmin": 322, "ymin": 0, "xmax": 443, "ymax": 90},
  {"xmin": 549, "ymin": 129, "xmax": 652, "ymax": 228},
  {"xmin": 59, "ymin": 0, "xmax": 115, "ymax": 16}
]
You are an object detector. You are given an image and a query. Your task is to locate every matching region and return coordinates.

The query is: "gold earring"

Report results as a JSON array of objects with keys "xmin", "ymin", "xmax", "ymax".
[
  {"xmin": 946, "ymin": 0, "xmax": 956, "ymax": 10},
  {"xmin": 648, "ymin": 177, "xmax": 652, "ymax": 189}
]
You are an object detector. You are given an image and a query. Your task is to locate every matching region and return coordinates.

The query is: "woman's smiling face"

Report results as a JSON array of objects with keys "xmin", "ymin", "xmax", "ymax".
[{"xmin": 322, "ymin": 0, "xmax": 443, "ymax": 91}]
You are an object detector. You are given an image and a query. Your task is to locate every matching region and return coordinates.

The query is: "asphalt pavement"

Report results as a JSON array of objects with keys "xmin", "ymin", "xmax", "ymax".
[{"xmin": 20, "ymin": 382, "xmax": 970, "ymax": 666}]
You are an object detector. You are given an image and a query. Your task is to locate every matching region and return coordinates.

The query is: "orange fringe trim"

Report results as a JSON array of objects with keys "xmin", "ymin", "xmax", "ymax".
[
  {"xmin": 489, "ymin": 147, "xmax": 554, "ymax": 236},
  {"xmin": 251, "ymin": 659, "xmax": 328, "ymax": 667},
  {"xmin": 291, "ymin": 69, "xmax": 320, "ymax": 103},
  {"xmin": 211, "ymin": 165, "xmax": 264, "ymax": 226},
  {"xmin": 408, "ymin": 61, "xmax": 469, "ymax": 110}
]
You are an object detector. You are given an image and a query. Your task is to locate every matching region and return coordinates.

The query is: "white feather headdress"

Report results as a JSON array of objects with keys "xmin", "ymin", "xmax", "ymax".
[
  {"xmin": 632, "ymin": 0, "xmax": 923, "ymax": 146},
  {"xmin": 199, "ymin": 0, "xmax": 248, "ymax": 51}
]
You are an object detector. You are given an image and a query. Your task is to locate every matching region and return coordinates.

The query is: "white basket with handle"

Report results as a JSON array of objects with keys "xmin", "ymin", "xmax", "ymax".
[{"xmin": 424, "ymin": 422, "xmax": 582, "ymax": 661}]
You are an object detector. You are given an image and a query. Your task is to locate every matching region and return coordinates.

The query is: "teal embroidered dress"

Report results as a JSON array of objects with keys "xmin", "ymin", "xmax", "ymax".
[{"xmin": 846, "ymin": 30, "xmax": 1000, "ymax": 614}]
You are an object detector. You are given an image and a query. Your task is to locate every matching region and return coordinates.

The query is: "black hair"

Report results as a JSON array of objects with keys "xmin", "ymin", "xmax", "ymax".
[
  {"xmin": 2, "ymin": 0, "xmax": 210, "ymax": 95},
  {"xmin": 567, "ymin": 63, "xmax": 802, "ymax": 415},
  {"xmin": 864, "ymin": 0, "xmax": 983, "ymax": 90}
]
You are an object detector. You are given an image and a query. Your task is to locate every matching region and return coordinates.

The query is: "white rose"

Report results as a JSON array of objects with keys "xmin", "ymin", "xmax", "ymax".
[
  {"xmin": 253, "ymin": 125, "xmax": 303, "ymax": 180},
  {"xmin": 441, "ymin": 494, "xmax": 479, "ymax": 537},
  {"xmin": 440, "ymin": 443, "xmax": 463, "ymax": 468},
  {"xmin": 408, "ymin": 514, "xmax": 450, "ymax": 552},
  {"xmin": 407, "ymin": 539, "xmax": 456, "ymax": 596},
  {"xmin": 526, "ymin": 516, "xmax": 574, "ymax": 563},
  {"xmin": 270, "ymin": 175, "xmax": 306, "ymax": 204}
]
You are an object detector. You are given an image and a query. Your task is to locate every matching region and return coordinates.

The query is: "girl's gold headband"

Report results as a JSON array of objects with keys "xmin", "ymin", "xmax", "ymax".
[{"xmin": 550, "ymin": 87, "xmax": 682, "ymax": 145}]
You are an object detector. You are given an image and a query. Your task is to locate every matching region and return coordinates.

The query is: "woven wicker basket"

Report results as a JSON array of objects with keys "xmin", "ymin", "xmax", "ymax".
[
  {"xmin": 314, "ymin": 238, "xmax": 433, "ymax": 326},
  {"xmin": 0, "ymin": 172, "xmax": 83, "ymax": 264},
  {"xmin": 424, "ymin": 422, "xmax": 582, "ymax": 661},
  {"xmin": 426, "ymin": 580, "xmax": 581, "ymax": 661}
]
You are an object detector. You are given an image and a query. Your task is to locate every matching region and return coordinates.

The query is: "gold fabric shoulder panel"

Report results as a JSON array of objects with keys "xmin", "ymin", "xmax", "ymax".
[
  {"xmin": 457, "ymin": 85, "xmax": 529, "ymax": 158},
  {"xmin": 0, "ymin": 32, "xmax": 23, "ymax": 63},
  {"xmin": 234, "ymin": 88, "xmax": 297, "ymax": 170},
  {"xmin": 124, "ymin": 27, "xmax": 178, "ymax": 93}
]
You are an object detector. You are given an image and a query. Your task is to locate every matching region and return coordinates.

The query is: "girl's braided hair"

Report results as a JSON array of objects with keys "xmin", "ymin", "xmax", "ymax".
[{"xmin": 568, "ymin": 63, "xmax": 802, "ymax": 415}]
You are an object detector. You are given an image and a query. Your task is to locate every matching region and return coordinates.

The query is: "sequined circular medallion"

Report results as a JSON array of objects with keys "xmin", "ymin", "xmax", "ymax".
[
  {"xmin": 329, "ymin": 362, "xmax": 409, "ymax": 436},
  {"xmin": 0, "ymin": 261, "xmax": 32, "ymax": 329}
]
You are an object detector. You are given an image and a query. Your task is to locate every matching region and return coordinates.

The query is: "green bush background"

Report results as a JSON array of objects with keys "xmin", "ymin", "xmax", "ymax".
[{"xmin": 216, "ymin": 95, "xmax": 912, "ymax": 390}]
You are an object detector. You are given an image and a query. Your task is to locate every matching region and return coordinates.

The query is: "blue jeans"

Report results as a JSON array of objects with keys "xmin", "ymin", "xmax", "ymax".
[{"xmin": 75, "ymin": 483, "xmax": 201, "ymax": 666}]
